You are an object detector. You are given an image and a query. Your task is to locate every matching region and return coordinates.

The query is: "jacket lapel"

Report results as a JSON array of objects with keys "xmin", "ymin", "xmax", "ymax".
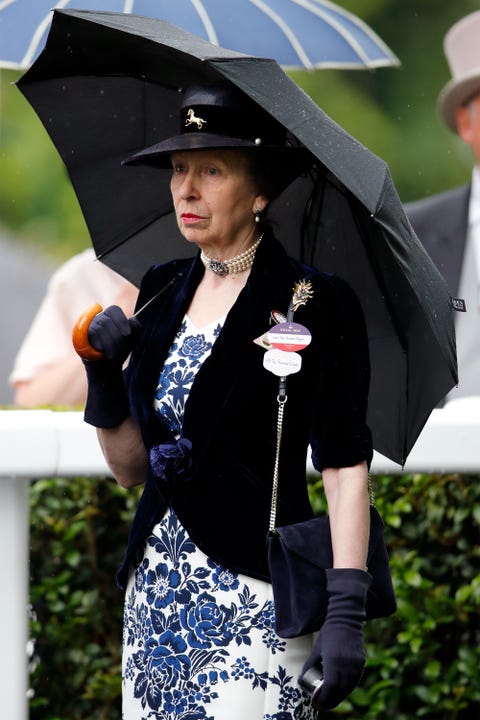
[
  {"xmin": 128, "ymin": 257, "xmax": 202, "ymax": 443},
  {"xmin": 436, "ymin": 186, "xmax": 470, "ymax": 296},
  {"xmin": 407, "ymin": 184, "xmax": 470, "ymax": 296},
  {"xmin": 182, "ymin": 234, "xmax": 298, "ymax": 461}
]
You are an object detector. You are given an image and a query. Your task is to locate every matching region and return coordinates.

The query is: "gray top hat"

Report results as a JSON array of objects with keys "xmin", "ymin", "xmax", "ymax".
[{"xmin": 438, "ymin": 10, "xmax": 480, "ymax": 133}]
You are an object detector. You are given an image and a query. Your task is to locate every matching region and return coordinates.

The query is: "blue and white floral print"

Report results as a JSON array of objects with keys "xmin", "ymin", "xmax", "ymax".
[
  {"xmin": 153, "ymin": 315, "xmax": 224, "ymax": 437},
  {"xmin": 123, "ymin": 508, "xmax": 316, "ymax": 720},
  {"xmin": 123, "ymin": 314, "xmax": 315, "ymax": 718}
]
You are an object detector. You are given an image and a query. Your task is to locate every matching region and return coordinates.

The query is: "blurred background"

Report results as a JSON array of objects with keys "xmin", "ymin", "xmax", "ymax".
[{"xmin": 1, "ymin": 0, "xmax": 478, "ymax": 404}]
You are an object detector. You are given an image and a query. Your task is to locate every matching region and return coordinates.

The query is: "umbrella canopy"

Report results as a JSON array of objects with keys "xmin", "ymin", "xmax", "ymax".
[
  {"xmin": 17, "ymin": 9, "xmax": 457, "ymax": 465},
  {"xmin": 1, "ymin": 0, "xmax": 400, "ymax": 70}
]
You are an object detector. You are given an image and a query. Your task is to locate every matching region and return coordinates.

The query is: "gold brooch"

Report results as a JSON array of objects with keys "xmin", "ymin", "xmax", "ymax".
[
  {"xmin": 185, "ymin": 108, "xmax": 207, "ymax": 130},
  {"xmin": 290, "ymin": 280, "xmax": 314, "ymax": 314}
]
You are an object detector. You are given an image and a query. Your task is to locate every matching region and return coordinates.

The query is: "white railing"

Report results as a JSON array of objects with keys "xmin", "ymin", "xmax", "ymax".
[
  {"xmin": 2, "ymin": 398, "xmax": 480, "ymax": 719},
  {"xmin": 0, "ymin": 410, "xmax": 109, "ymax": 720}
]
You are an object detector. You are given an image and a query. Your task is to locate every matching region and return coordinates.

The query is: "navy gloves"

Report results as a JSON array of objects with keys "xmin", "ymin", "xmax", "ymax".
[
  {"xmin": 87, "ymin": 305, "xmax": 141, "ymax": 363},
  {"xmin": 83, "ymin": 305, "xmax": 140, "ymax": 428},
  {"xmin": 299, "ymin": 568, "xmax": 371, "ymax": 710}
]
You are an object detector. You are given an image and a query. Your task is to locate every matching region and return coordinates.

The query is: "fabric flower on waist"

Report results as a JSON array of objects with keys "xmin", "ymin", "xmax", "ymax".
[{"xmin": 149, "ymin": 437, "xmax": 193, "ymax": 489}]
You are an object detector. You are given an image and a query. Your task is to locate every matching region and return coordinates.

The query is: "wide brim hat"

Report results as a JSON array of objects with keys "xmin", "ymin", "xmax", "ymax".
[
  {"xmin": 438, "ymin": 10, "xmax": 480, "ymax": 133},
  {"xmin": 124, "ymin": 81, "xmax": 304, "ymax": 167}
]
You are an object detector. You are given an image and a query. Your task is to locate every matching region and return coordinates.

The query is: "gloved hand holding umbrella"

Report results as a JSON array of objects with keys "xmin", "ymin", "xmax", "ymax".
[
  {"xmin": 74, "ymin": 304, "xmax": 140, "ymax": 363},
  {"xmin": 72, "ymin": 272, "xmax": 182, "ymax": 425},
  {"xmin": 72, "ymin": 304, "xmax": 140, "ymax": 427}
]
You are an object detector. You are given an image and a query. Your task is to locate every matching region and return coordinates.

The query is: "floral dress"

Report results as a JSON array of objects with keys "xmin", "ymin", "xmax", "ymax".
[{"xmin": 122, "ymin": 315, "xmax": 316, "ymax": 720}]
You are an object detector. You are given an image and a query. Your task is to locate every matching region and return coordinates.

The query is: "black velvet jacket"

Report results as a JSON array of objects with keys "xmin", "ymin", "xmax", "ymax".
[{"xmin": 117, "ymin": 231, "xmax": 373, "ymax": 589}]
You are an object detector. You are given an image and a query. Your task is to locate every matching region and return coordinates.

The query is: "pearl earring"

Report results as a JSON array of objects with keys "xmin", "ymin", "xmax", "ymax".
[{"xmin": 254, "ymin": 207, "xmax": 262, "ymax": 223}]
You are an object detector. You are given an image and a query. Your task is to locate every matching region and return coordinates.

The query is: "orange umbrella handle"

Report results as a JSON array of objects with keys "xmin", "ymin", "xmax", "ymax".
[{"xmin": 72, "ymin": 303, "xmax": 104, "ymax": 360}]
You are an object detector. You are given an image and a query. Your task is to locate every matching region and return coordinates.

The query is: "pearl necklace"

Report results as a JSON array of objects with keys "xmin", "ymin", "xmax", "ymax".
[{"xmin": 200, "ymin": 234, "xmax": 263, "ymax": 277}]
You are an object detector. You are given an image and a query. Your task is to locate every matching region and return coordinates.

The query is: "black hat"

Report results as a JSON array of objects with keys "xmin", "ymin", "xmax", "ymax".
[{"xmin": 123, "ymin": 82, "xmax": 295, "ymax": 167}]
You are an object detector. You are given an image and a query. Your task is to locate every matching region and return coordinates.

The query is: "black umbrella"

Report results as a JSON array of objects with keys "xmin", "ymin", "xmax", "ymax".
[{"xmin": 17, "ymin": 8, "xmax": 457, "ymax": 465}]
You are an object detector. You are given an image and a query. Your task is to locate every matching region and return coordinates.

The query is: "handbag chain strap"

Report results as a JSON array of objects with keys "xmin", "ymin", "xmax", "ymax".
[
  {"xmin": 269, "ymin": 390, "xmax": 287, "ymax": 533},
  {"xmin": 269, "ymin": 279, "xmax": 314, "ymax": 533},
  {"xmin": 267, "ymin": 278, "xmax": 374, "ymax": 534}
]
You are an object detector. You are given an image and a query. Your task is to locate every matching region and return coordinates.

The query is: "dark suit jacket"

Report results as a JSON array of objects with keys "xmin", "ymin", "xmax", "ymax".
[
  {"xmin": 117, "ymin": 231, "xmax": 373, "ymax": 588},
  {"xmin": 405, "ymin": 184, "xmax": 470, "ymax": 297}
]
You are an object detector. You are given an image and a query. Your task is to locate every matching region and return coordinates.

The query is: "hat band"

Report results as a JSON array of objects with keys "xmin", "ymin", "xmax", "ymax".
[{"xmin": 180, "ymin": 105, "xmax": 286, "ymax": 145}]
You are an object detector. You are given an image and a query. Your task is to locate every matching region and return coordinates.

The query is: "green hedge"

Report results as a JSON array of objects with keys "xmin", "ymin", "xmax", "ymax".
[{"xmin": 29, "ymin": 472, "xmax": 479, "ymax": 719}]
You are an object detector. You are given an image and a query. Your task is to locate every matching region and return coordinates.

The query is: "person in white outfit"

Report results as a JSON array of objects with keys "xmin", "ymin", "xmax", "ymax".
[{"xmin": 10, "ymin": 248, "xmax": 137, "ymax": 407}]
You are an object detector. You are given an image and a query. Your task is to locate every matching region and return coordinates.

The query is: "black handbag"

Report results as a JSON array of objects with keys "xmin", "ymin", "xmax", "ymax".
[
  {"xmin": 267, "ymin": 505, "xmax": 397, "ymax": 638},
  {"xmin": 266, "ymin": 282, "xmax": 396, "ymax": 639}
]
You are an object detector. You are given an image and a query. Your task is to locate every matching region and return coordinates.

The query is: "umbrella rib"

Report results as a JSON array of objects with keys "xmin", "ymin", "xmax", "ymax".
[
  {"xmin": 189, "ymin": 0, "xmax": 220, "ymax": 45},
  {"xmin": 308, "ymin": 0, "xmax": 400, "ymax": 63},
  {"xmin": 291, "ymin": 0, "xmax": 398, "ymax": 67},
  {"xmin": 249, "ymin": 0, "xmax": 314, "ymax": 69},
  {"xmin": 20, "ymin": 0, "xmax": 70, "ymax": 68},
  {"xmin": 292, "ymin": 0, "xmax": 372, "ymax": 66},
  {"xmin": 122, "ymin": 0, "xmax": 220, "ymax": 45}
]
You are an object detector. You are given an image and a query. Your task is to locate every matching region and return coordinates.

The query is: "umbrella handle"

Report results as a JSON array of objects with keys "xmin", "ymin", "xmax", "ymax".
[
  {"xmin": 72, "ymin": 272, "xmax": 184, "ymax": 361},
  {"xmin": 72, "ymin": 303, "xmax": 104, "ymax": 360}
]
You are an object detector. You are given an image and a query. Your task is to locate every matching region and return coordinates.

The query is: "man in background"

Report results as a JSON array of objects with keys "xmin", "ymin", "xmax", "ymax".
[{"xmin": 406, "ymin": 10, "xmax": 480, "ymax": 400}]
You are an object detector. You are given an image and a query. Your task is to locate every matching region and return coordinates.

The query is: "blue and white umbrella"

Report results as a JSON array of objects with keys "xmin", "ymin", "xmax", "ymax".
[{"xmin": 0, "ymin": 0, "xmax": 399, "ymax": 71}]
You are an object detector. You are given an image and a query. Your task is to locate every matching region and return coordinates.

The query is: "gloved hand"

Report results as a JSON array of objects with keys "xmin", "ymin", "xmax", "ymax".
[
  {"xmin": 299, "ymin": 568, "xmax": 371, "ymax": 711},
  {"xmin": 82, "ymin": 305, "xmax": 141, "ymax": 428},
  {"xmin": 87, "ymin": 305, "xmax": 140, "ymax": 363}
]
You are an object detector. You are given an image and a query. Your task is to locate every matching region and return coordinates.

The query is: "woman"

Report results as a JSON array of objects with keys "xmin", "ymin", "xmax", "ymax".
[
  {"xmin": 11, "ymin": 248, "xmax": 137, "ymax": 408},
  {"xmin": 80, "ymin": 82, "xmax": 373, "ymax": 719}
]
